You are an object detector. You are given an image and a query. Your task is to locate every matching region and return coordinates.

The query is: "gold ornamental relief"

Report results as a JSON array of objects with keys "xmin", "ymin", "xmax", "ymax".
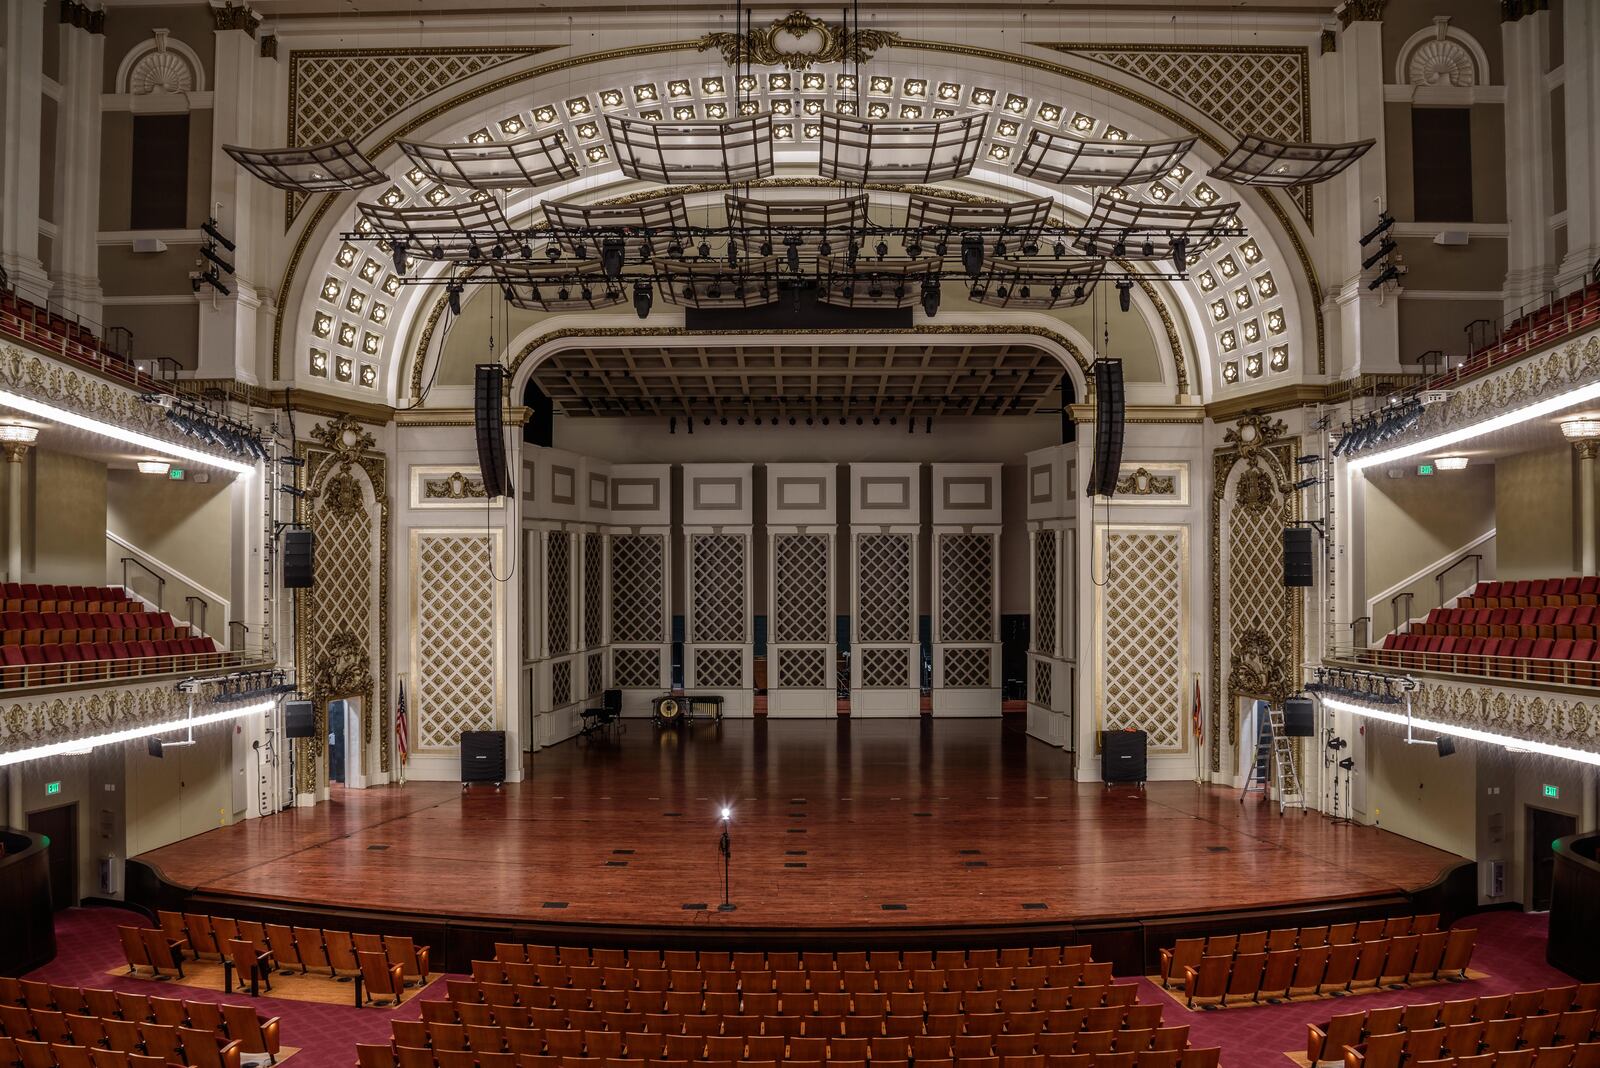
[
  {"xmin": 424, "ymin": 471, "xmax": 488, "ymax": 501},
  {"xmin": 700, "ymin": 10, "xmax": 900, "ymax": 71},
  {"xmin": 1113, "ymin": 467, "xmax": 1176, "ymax": 496}
]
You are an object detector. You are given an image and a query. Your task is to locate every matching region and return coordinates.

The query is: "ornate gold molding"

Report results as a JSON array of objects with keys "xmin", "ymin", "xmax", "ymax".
[
  {"xmin": 1113, "ymin": 467, "xmax": 1176, "ymax": 496},
  {"xmin": 700, "ymin": 10, "xmax": 899, "ymax": 71},
  {"xmin": 210, "ymin": 2, "xmax": 260, "ymax": 36}
]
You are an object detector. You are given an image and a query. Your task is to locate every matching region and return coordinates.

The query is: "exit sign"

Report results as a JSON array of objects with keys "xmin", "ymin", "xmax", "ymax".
[
  {"xmin": 1543, "ymin": 783, "xmax": 1560, "ymax": 799},
  {"xmin": 1416, "ymin": 463, "xmax": 1435, "ymax": 476},
  {"xmin": 44, "ymin": 780, "xmax": 61, "ymax": 796},
  {"xmin": 168, "ymin": 468, "xmax": 185, "ymax": 480}
]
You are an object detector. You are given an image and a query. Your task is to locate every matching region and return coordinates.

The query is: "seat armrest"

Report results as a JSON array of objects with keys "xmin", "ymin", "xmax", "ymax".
[{"xmin": 415, "ymin": 948, "xmax": 429, "ymax": 976}]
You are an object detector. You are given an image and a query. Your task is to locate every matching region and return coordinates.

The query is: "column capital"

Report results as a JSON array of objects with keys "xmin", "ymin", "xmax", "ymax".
[
  {"xmin": 1337, "ymin": 0, "xmax": 1386, "ymax": 28},
  {"xmin": 58, "ymin": 0, "xmax": 105, "ymax": 34},
  {"xmin": 1501, "ymin": 0, "xmax": 1549, "ymax": 23},
  {"xmin": 1576, "ymin": 440, "xmax": 1600, "ymax": 461},
  {"xmin": 208, "ymin": 2, "xmax": 260, "ymax": 36},
  {"xmin": 2, "ymin": 443, "xmax": 34, "ymax": 464}
]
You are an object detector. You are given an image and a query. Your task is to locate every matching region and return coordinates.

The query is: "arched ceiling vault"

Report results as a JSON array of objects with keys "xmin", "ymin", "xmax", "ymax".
[{"xmin": 273, "ymin": 32, "xmax": 1322, "ymax": 408}]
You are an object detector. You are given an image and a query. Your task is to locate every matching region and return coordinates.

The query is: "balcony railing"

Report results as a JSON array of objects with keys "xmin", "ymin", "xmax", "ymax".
[
  {"xmin": 1417, "ymin": 274, "xmax": 1600, "ymax": 392},
  {"xmin": 0, "ymin": 648, "xmax": 273, "ymax": 696},
  {"xmin": 1325, "ymin": 638, "xmax": 1596, "ymax": 691}
]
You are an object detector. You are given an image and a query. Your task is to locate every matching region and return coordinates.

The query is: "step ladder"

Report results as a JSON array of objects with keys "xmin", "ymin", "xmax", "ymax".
[{"xmin": 1240, "ymin": 706, "xmax": 1307, "ymax": 815}]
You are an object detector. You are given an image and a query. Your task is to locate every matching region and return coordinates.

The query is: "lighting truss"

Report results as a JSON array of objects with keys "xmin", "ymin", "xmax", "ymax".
[
  {"xmin": 818, "ymin": 256, "xmax": 942, "ymax": 310},
  {"xmin": 1209, "ymin": 134, "xmax": 1375, "ymax": 188},
  {"xmin": 358, "ymin": 200, "xmax": 511, "ymax": 261},
  {"xmin": 817, "ymin": 112, "xmax": 986, "ymax": 184},
  {"xmin": 971, "ymin": 260, "xmax": 1104, "ymax": 311},
  {"xmin": 542, "ymin": 194, "xmax": 692, "ymax": 261},
  {"xmin": 608, "ymin": 114, "xmax": 775, "ymax": 184},
  {"xmin": 223, "ymin": 140, "xmax": 388, "ymax": 193},
  {"xmin": 655, "ymin": 257, "xmax": 782, "ymax": 309},
  {"xmin": 725, "ymin": 193, "xmax": 869, "ymax": 264},
  {"xmin": 903, "ymin": 194, "xmax": 1055, "ymax": 253},
  {"xmin": 1074, "ymin": 195, "xmax": 1241, "ymax": 262},
  {"xmin": 1012, "ymin": 131, "xmax": 1196, "ymax": 187},
  {"xmin": 492, "ymin": 263, "xmax": 627, "ymax": 312},
  {"xmin": 398, "ymin": 132, "xmax": 579, "ymax": 190}
]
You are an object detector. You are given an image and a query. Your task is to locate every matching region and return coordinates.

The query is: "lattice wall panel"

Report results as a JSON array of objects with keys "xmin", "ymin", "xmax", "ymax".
[
  {"xmin": 586, "ymin": 652, "xmax": 603, "ymax": 697},
  {"xmin": 1034, "ymin": 659, "xmax": 1053, "ymax": 708},
  {"xmin": 860, "ymin": 646, "xmax": 910, "ymax": 689},
  {"xmin": 690, "ymin": 534, "xmax": 747, "ymax": 643},
  {"xmin": 552, "ymin": 660, "xmax": 572, "ymax": 707},
  {"xmin": 1034, "ymin": 531, "xmax": 1058, "ymax": 656},
  {"xmin": 776, "ymin": 646, "xmax": 829, "ymax": 689},
  {"xmin": 694, "ymin": 647, "xmax": 744, "ymax": 689},
  {"xmin": 610, "ymin": 534, "xmax": 665, "ymax": 644},
  {"xmin": 1102, "ymin": 529, "xmax": 1185, "ymax": 750},
  {"xmin": 855, "ymin": 534, "xmax": 913, "ymax": 643},
  {"xmin": 942, "ymin": 646, "xmax": 992, "ymax": 689},
  {"xmin": 546, "ymin": 531, "xmax": 570, "ymax": 655},
  {"xmin": 613, "ymin": 646, "xmax": 661, "ymax": 689},
  {"xmin": 773, "ymin": 534, "xmax": 831, "ymax": 644},
  {"xmin": 414, "ymin": 532, "xmax": 497, "ymax": 749},
  {"xmin": 583, "ymin": 532, "xmax": 604, "ymax": 647},
  {"xmin": 939, "ymin": 534, "xmax": 995, "ymax": 643}
]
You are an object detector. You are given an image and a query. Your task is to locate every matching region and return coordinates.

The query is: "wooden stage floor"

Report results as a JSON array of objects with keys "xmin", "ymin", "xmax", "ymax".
[{"xmin": 135, "ymin": 719, "xmax": 1461, "ymax": 933}]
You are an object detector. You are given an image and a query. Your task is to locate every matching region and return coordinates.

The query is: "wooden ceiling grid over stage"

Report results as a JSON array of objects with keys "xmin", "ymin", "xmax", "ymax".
[{"xmin": 134, "ymin": 722, "xmax": 1461, "ymax": 939}]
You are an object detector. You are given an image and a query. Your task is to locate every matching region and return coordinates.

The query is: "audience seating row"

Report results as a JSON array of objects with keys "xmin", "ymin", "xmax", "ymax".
[
  {"xmin": 2, "ymin": 609, "xmax": 180, "ymax": 640},
  {"xmin": 1308, "ymin": 985, "xmax": 1600, "ymax": 1063},
  {"xmin": 1, "ymin": 638, "xmax": 222, "ymax": 687},
  {"xmin": 3, "ymin": 1036, "xmax": 238, "ymax": 1068},
  {"xmin": 1412, "ymin": 607, "xmax": 1600, "ymax": 639},
  {"xmin": 1407, "ymin": 1046, "xmax": 1600, "ymax": 1068},
  {"xmin": 1181, "ymin": 929, "xmax": 1476, "ymax": 1008},
  {"xmin": 0, "ymin": 289, "xmax": 155, "ymax": 390},
  {"xmin": 1158, "ymin": 915, "xmax": 1439, "ymax": 987},
  {"xmin": 156, "ymin": 910, "xmax": 430, "ymax": 983},
  {"xmin": 0, "ymin": 998, "xmax": 278, "ymax": 1068},
  {"xmin": 1425, "ymin": 280, "xmax": 1600, "ymax": 392},
  {"xmin": 466, "ymin": 963, "xmax": 1117, "ymax": 999},
  {"xmin": 1458, "ymin": 580, "xmax": 1600, "ymax": 610},
  {"xmin": 0, "ymin": 980, "xmax": 278, "ymax": 1059},
  {"xmin": 491, "ymin": 944, "xmax": 1097, "ymax": 972},
  {"xmin": 0, "ymin": 584, "xmax": 134, "ymax": 606},
  {"xmin": 1348, "ymin": 1037, "xmax": 1600, "ymax": 1068},
  {"xmin": 1371, "ymin": 634, "xmax": 1596, "ymax": 684}
]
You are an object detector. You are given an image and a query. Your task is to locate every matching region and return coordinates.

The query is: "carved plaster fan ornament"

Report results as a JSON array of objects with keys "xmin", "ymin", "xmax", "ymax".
[
  {"xmin": 699, "ymin": 10, "xmax": 900, "ymax": 71},
  {"xmin": 129, "ymin": 31, "xmax": 194, "ymax": 95}
]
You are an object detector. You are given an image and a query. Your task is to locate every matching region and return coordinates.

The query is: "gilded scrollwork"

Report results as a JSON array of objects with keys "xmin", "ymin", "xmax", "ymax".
[
  {"xmin": 423, "ymin": 471, "xmax": 488, "ymax": 500},
  {"xmin": 700, "ymin": 10, "xmax": 900, "ymax": 71},
  {"xmin": 0, "ymin": 683, "xmax": 231, "ymax": 755},
  {"xmin": 1113, "ymin": 467, "xmax": 1177, "ymax": 496}
]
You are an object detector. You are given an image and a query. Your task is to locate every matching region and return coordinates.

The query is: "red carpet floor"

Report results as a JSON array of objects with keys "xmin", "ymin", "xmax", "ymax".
[{"xmin": 30, "ymin": 905, "xmax": 1574, "ymax": 1068}]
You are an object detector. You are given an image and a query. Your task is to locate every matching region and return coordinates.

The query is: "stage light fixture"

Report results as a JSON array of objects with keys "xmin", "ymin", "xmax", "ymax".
[
  {"xmin": 446, "ymin": 283, "xmax": 463, "ymax": 315},
  {"xmin": 633, "ymin": 280, "xmax": 654, "ymax": 319},
  {"xmin": 391, "ymin": 240, "xmax": 409, "ymax": 271},
  {"xmin": 1116, "ymin": 279, "xmax": 1133, "ymax": 312},
  {"xmin": 961, "ymin": 235, "xmax": 984, "ymax": 280},
  {"xmin": 1362, "ymin": 238, "xmax": 1396, "ymax": 271},
  {"xmin": 1359, "ymin": 211, "xmax": 1395, "ymax": 247},
  {"xmin": 1172, "ymin": 236, "xmax": 1189, "ymax": 272}
]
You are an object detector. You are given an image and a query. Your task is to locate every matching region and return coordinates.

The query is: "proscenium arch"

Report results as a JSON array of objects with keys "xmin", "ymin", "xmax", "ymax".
[{"xmin": 272, "ymin": 33, "xmax": 1321, "ymax": 401}]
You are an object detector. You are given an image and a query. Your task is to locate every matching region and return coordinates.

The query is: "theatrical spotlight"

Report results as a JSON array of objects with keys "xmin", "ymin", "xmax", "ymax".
[
  {"xmin": 601, "ymin": 236, "xmax": 626, "ymax": 280},
  {"xmin": 1368, "ymin": 263, "xmax": 1404, "ymax": 291},
  {"xmin": 1359, "ymin": 211, "xmax": 1395, "ymax": 247},
  {"xmin": 200, "ymin": 217, "xmax": 236, "ymax": 253},
  {"xmin": 961, "ymin": 235, "xmax": 984, "ymax": 280},
  {"xmin": 447, "ymin": 281, "xmax": 463, "ymax": 315},
  {"xmin": 921, "ymin": 276, "xmax": 941, "ymax": 318},
  {"xmin": 632, "ymin": 279, "xmax": 653, "ymax": 320},
  {"xmin": 1362, "ymin": 237, "xmax": 1397, "ymax": 271},
  {"xmin": 391, "ymin": 239, "xmax": 408, "ymax": 273},
  {"xmin": 200, "ymin": 243, "xmax": 234, "ymax": 276},
  {"xmin": 1116, "ymin": 279, "xmax": 1133, "ymax": 313}
]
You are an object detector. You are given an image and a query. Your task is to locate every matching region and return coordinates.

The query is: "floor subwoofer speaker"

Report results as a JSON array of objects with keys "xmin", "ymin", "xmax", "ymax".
[
  {"xmin": 1100, "ymin": 729, "xmax": 1147, "ymax": 786},
  {"xmin": 460, "ymin": 730, "xmax": 506, "ymax": 786}
]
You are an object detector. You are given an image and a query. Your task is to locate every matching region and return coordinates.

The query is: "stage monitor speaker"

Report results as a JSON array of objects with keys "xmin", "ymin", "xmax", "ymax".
[
  {"xmin": 284, "ymin": 700, "xmax": 315, "ymax": 739},
  {"xmin": 461, "ymin": 729, "xmax": 506, "ymax": 785},
  {"xmin": 1088, "ymin": 359, "xmax": 1125, "ymax": 497},
  {"xmin": 1283, "ymin": 696, "xmax": 1315, "ymax": 737},
  {"xmin": 282, "ymin": 529, "xmax": 314, "ymax": 589},
  {"xmin": 1283, "ymin": 526, "xmax": 1315, "ymax": 587},
  {"xmin": 474, "ymin": 363, "xmax": 511, "ymax": 499},
  {"xmin": 1100, "ymin": 729, "xmax": 1147, "ymax": 785}
]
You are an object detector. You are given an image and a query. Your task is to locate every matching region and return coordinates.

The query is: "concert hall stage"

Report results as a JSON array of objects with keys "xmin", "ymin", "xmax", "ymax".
[{"xmin": 128, "ymin": 719, "xmax": 1474, "ymax": 972}]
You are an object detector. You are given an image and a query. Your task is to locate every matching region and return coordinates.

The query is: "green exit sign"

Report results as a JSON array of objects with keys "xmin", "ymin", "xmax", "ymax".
[
  {"xmin": 1416, "ymin": 463, "xmax": 1435, "ymax": 476},
  {"xmin": 1543, "ymin": 783, "xmax": 1560, "ymax": 799},
  {"xmin": 168, "ymin": 468, "xmax": 185, "ymax": 480},
  {"xmin": 44, "ymin": 780, "xmax": 61, "ymax": 796}
]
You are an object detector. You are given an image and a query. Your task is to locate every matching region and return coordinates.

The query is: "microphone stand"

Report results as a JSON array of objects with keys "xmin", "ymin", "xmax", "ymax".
[{"xmin": 718, "ymin": 818, "xmax": 734, "ymax": 912}]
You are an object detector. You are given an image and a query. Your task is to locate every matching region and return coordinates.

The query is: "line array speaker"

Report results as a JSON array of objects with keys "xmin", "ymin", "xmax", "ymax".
[
  {"xmin": 282, "ymin": 528, "xmax": 314, "ymax": 589},
  {"xmin": 1087, "ymin": 359, "xmax": 1125, "ymax": 497},
  {"xmin": 475, "ymin": 363, "xmax": 512, "ymax": 499},
  {"xmin": 1282, "ymin": 526, "xmax": 1315, "ymax": 588}
]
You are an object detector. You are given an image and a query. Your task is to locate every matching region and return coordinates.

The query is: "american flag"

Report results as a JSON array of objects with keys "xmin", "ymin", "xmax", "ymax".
[{"xmin": 396, "ymin": 680, "xmax": 409, "ymax": 765}]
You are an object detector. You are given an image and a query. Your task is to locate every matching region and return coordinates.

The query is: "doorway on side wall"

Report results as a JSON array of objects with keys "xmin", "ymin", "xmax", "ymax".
[
  {"xmin": 1528, "ymin": 806, "xmax": 1577, "ymax": 912},
  {"xmin": 328, "ymin": 699, "xmax": 348, "ymax": 786},
  {"xmin": 27, "ymin": 803, "xmax": 78, "ymax": 911}
]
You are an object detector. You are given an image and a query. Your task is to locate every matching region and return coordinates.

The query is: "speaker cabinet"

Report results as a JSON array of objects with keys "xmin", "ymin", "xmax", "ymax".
[
  {"xmin": 1283, "ymin": 696, "xmax": 1315, "ymax": 737},
  {"xmin": 1100, "ymin": 729, "xmax": 1147, "ymax": 785},
  {"xmin": 1089, "ymin": 359, "xmax": 1125, "ymax": 497},
  {"xmin": 1282, "ymin": 526, "xmax": 1315, "ymax": 587},
  {"xmin": 284, "ymin": 699, "xmax": 315, "ymax": 739},
  {"xmin": 474, "ymin": 364, "xmax": 511, "ymax": 499},
  {"xmin": 460, "ymin": 730, "xmax": 506, "ymax": 785},
  {"xmin": 283, "ymin": 528, "xmax": 314, "ymax": 589}
]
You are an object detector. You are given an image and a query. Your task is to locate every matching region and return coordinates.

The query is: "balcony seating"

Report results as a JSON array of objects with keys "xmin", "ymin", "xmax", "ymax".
[
  {"xmin": 0, "ymin": 588, "xmax": 221, "ymax": 688},
  {"xmin": 0, "ymin": 290, "xmax": 156, "ymax": 391},
  {"xmin": 1157, "ymin": 915, "xmax": 1439, "ymax": 989},
  {"xmin": 1308, "ymin": 984, "xmax": 1600, "ymax": 1066},
  {"xmin": 1424, "ymin": 281, "xmax": 1600, "ymax": 392},
  {"xmin": 1456, "ymin": 579, "xmax": 1600, "ymax": 610}
]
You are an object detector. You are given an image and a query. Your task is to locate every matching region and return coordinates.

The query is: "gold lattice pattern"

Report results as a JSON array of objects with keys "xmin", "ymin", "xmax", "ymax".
[
  {"xmin": 773, "ymin": 534, "xmax": 831, "ymax": 644},
  {"xmin": 546, "ymin": 531, "xmax": 571, "ymax": 655},
  {"xmin": 308, "ymin": 479, "xmax": 373, "ymax": 691},
  {"xmin": 552, "ymin": 660, "xmax": 572, "ymax": 707},
  {"xmin": 1034, "ymin": 659, "xmax": 1052, "ymax": 707},
  {"xmin": 613, "ymin": 646, "xmax": 661, "ymax": 688},
  {"xmin": 942, "ymin": 646, "xmax": 992, "ymax": 689},
  {"xmin": 583, "ymin": 533, "xmax": 604, "ymax": 647},
  {"xmin": 1033, "ymin": 531, "xmax": 1057, "ymax": 656},
  {"xmin": 855, "ymin": 534, "xmax": 913, "ymax": 643},
  {"xmin": 610, "ymin": 534, "xmax": 666, "ymax": 643},
  {"xmin": 1229, "ymin": 494, "xmax": 1292, "ymax": 675},
  {"xmin": 860, "ymin": 646, "xmax": 910, "ymax": 689},
  {"xmin": 690, "ymin": 534, "xmax": 747, "ymax": 643},
  {"xmin": 939, "ymin": 533, "xmax": 995, "ymax": 644},
  {"xmin": 694, "ymin": 647, "xmax": 743, "ymax": 689},
  {"xmin": 776, "ymin": 646, "xmax": 830, "ymax": 689},
  {"xmin": 1101, "ymin": 530, "xmax": 1185, "ymax": 750},
  {"xmin": 414, "ymin": 533, "xmax": 498, "ymax": 749}
]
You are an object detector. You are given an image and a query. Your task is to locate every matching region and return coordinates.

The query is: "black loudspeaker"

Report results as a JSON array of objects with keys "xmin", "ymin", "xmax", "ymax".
[
  {"xmin": 523, "ymin": 380, "xmax": 553, "ymax": 448},
  {"xmin": 1088, "ymin": 359, "xmax": 1125, "ymax": 497},
  {"xmin": 474, "ymin": 364, "xmax": 511, "ymax": 499},
  {"xmin": 460, "ymin": 730, "xmax": 506, "ymax": 785},
  {"xmin": 1283, "ymin": 526, "xmax": 1315, "ymax": 587},
  {"xmin": 1100, "ymin": 729, "xmax": 1147, "ymax": 785},
  {"xmin": 1283, "ymin": 696, "xmax": 1315, "ymax": 737},
  {"xmin": 1060, "ymin": 379, "xmax": 1077, "ymax": 444},
  {"xmin": 1436, "ymin": 735, "xmax": 1457, "ymax": 757},
  {"xmin": 282, "ymin": 529, "xmax": 314, "ymax": 589},
  {"xmin": 284, "ymin": 700, "xmax": 315, "ymax": 739}
]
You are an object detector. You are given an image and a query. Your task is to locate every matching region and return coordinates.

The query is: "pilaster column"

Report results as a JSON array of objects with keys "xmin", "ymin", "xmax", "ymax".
[
  {"xmin": 0, "ymin": 0, "xmax": 50, "ymax": 303},
  {"xmin": 1558, "ymin": 0, "xmax": 1600, "ymax": 288},
  {"xmin": 51, "ymin": 6, "xmax": 105, "ymax": 322},
  {"xmin": 2, "ymin": 438, "xmax": 35, "ymax": 582},
  {"xmin": 1577, "ymin": 441, "xmax": 1598, "ymax": 576},
  {"xmin": 1501, "ymin": 9, "xmax": 1557, "ymax": 308}
]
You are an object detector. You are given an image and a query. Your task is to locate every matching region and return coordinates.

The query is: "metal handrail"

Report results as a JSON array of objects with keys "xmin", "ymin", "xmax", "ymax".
[
  {"xmin": 0, "ymin": 647, "xmax": 271, "ymax": 696},
  {"xmin": 1435, "ymin": 553, "xmax": 1484, "ymax": 608},
  {"xmin": 1350, "ymin": 615, "xmax": 1372, "ymax": 649},
  {"xmin": 228, "ymin": 620, "xmax": 249, "ymax": 652},
  {"xmin": 120, "ymin": 557, "xmax": 166, "ymax": 610},
  {"xmin": 1390, "ymin": 591, "xmax": 1414, "ymax": 637},
  {"xmin": 184, "ymin": 595, "xmax": 207, "ymax": 635},
  {"xmin": 1326, "ymin": 641, "xmax": 1598, "ymax": 692}
]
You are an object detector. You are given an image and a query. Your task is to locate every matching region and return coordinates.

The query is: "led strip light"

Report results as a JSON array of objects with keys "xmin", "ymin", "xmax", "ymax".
[
  {"xmin": 0, "ymin": 390, "xmax": 257, "ymax": 476},
  {"xmin": 0, "ymin": 699, "xmax": 274, "ymax": 767},
  {"xmin": 1348, "ymin": 380, "xmax": 1600, "ymax": 472},
  {"xmin": 1320, "ymin": 694, "xmax": 1600, "ymax": 767}
]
